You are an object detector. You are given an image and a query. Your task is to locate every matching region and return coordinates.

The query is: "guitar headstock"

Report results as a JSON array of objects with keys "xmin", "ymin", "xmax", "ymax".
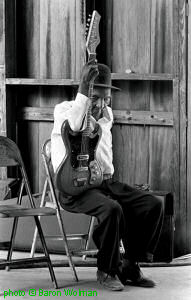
[{"xmin": 86, "ymin": 11, "xmax": 101, "ymax": 59}]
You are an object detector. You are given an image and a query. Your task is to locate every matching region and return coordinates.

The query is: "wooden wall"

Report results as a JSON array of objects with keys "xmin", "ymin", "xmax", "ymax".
[
  {"xmin": 10, "ymin": 0, "xmax": 86, "ymax": 192},
  {"xmin": 1, "ymin": 0, "xmax": 190, "ymax": 256}
]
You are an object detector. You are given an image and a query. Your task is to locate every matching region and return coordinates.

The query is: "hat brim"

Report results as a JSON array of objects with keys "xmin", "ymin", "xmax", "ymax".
[{"xmin": 94, "ymin": 83, "xmax": 121, "ymax": 91}]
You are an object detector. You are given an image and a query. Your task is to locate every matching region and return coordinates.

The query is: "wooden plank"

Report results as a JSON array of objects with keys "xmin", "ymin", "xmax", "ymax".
[
  {"xmin": 0, "ymin": 66, "xmax": 6, "ymax": 136},
  {"xmin": 0, "ymin": 0, "xmax": 5, "ymax": 65},
  {"xmin": 16, "ymin": 0, "xmax": 40, "ymax": 77},
  {"xmin": 149, "ymin": 1, "xmax": 174, "ymax": 191},
  {"xmin": 16, "ymin": 87, "xmax": 41, "ymax": 194},
  {"xmin": 113, "ymin": 110, "xmax": 173, "ymax": 126},
  {"xmin": 0, "ymin": 0, "xmax": 7, "ymax": 180},
  {"xmin": 186, "ymin": 0, "xmax": 191, "ymax": 252},
  {"xmin": 176, "ymin": 0, "xmax": 187, "ymax": 256},
  {"xmin": 17, "ymin": 107, "xmax": 173, "ymax": 127},
  {"xmin": 5, "ymin": 74, "xmax": 175, "ymax": 85},
  {"xmin": 150, "ymin": 0, "xmax": 173, "ymax": 73},
  {"xmin": 5, "ymin": 0, "xmax": 16, "ymax": 77},
  {"xmin": 75, "ymin": 0, "xmax": 86, "ymax": 79},
  {"xmin": 40, "ymin": 0, "xmax": 77, "ymax": 79},
  {"xmin": 112, "ymin": 125, "xmax": 149, "ymax": 185},
  {"xmin": 111, "ymin": 0, "xmax": 151, "ymax": 184},
  {"xmin": 6, "ymin": 78, "xmax": 76, "ymax": 86},
  {"xmin": 148, "ymin": 127, "xmax": 174, "ymax": 190},
  {"xmin": 111, "ymin": 73, "xmax": 175, "ymax": 81},
  {"xmin": 105, "ymin": 0, "xmax": 113, "ymax": 67},
  {"xmin": 17, "ymin": 107, "xmax": 54, "ymax": 122},
  {"xmin": 112, "ymin": 0, "xmax": 151, "ymax": 73}
]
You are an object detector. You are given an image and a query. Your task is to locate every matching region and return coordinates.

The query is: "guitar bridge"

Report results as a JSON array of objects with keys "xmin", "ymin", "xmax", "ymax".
[{"xmin": 73, "ymin": 177, "xmax": 88, "ymax": 187}]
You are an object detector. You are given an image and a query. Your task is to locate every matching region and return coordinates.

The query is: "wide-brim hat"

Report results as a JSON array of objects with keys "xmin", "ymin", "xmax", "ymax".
[{"xmin": 94, "ymin": 64, "xmax": 120, "ymax": 91}]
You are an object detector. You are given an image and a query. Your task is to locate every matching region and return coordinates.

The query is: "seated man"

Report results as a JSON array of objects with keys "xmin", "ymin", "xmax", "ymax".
[{"xmin": 51, "ymin": 61, "xmax": 164, "ymax": 291}]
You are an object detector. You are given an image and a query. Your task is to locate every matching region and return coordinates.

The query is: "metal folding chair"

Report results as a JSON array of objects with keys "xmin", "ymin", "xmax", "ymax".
[
  {"xmin": 0, "ymin": 136, "xmax": 58, "ymax": 289},
  {"xmin": 30, "ymin": 139, "xmax": 97, "ymax": 282}
]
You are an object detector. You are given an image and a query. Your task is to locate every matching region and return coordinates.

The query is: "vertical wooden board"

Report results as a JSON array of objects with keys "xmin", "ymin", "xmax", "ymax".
[
  {"xmin": 6, "ymin": 87, "xmax": 17, "ymax": 141},
  {"xmin": 112, "ymin": 0, "xmax": 151, "ymax": 73},
  {"xmin": 178, "ymin": 0, "xmax": 187, "ymax": 255},
  {"xmin": 149, "ymin": 0, "xmax": 174, "ymax": 197},
  {"xmin": 75, "ymin": 0, "xmax": 86, "ymax": 79},
  {"xmin": 150, "ymin": 82, "xmax": 173, "ymax": 112},
  {"xmin": 0, "ymin": 67, "xmax": 6, "ymax": 136},
  {"xmin": 0, "ymin": 0, "xmax": 5, "ymax": 65},
  {"xmin": 112, "ymin": 81, "xmax": 151, "ymax": 111},
  {"xmin": 112, "ymin": 125, "xmax": 149, "ymax": 185},
  {"xmin": 5, "ymin": 0, "xmax": 16, "ymax": 76},
  {"xmin": 40, "ymin": 0, "xmax": 77, "ymax": 79},
  {"xmin": 16, "ymin": 0, "xmax": 40, "ymax": 77},
  {"xmin": 150, "ymin": 0, "xmax": 173, "ymax": 73},
  {"xmin": 17, "ymin": 87, "xmax": 40, "ymax": 193},
  {"xmin": 112, "ymin": 0, "xmax": 151, "ymax": 187},
  {"xmin": 148, "ymin": 126, "xmax": 174, "ymax": 190},
  {"xmin": 149, "ymin": 83, "xmax": 173, "ymax": 192},
  {"xmin": 187, "ymin": 0, "xmax": 191, "ymax": 252}
]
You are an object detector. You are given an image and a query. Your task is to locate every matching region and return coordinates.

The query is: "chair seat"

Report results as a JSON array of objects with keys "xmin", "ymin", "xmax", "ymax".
[{"xmin": 0, "ymin": 205, "xmax": 56, "ymax": 218}]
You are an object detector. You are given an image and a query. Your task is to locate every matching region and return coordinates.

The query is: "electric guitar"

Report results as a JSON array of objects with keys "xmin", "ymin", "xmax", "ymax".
[{"xmin": 55, "ymin": 11, "xmax": 103, "ymax": 196}]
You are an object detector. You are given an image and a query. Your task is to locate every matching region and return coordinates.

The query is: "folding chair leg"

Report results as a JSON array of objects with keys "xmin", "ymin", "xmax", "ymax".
[
  {"xmin": 47, "ymin": 174, "xmax": 78, "ymax": 282},
  {"xmin": 30, "ymin": 179, "xmax": 48, "ymax": 258},
  {"xmin": 6, "ymin": 217, "xmax": 19, "ymax": 271},
  {"xmin": 56, "ymin": 209, "xmax": 78, "ymax": 282},
  {"xmin": 6, "ymin": 180, "xmax": 25, "ymax": 269},
  {"xmin": 82, "ymin": 216, "xmax": 95, "ymax": 261},
  {"xmin": 34, "ymin": 216, "xmax": 58, "ymax": 289}
]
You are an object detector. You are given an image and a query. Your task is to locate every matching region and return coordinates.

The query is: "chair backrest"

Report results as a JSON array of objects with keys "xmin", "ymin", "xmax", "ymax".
[
  {"xmin": 41, "ymin": 139, "xmax": 55, "ymax": 183},
  {"xmin": 41, "ymin": 139, "xmax": 59, "ymax": 202},
  {"xmin": 0, "ymin": 136, "xmax": 35, "ymax": 207},
  {"xmin": 0, "ymin": 136, "xmax": 23, "ymax": 167}
]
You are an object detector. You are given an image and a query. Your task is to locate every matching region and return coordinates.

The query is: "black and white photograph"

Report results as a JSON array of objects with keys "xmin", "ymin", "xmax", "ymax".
[{"xmin": 0, "ymin": 0, "xmax": 191, "ymax": 299}]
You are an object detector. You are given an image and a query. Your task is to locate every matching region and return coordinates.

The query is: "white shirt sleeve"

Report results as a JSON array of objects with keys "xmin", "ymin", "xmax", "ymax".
[{"xmin": 53, "ymin": 93, "xmax": 90, "ymax": 132}]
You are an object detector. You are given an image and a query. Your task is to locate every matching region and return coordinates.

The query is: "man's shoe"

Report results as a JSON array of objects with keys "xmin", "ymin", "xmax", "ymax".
[
  {"xmin": 119, "ymin": 260, "xmax": 155, "ymax": 288},
  {"xmin": 97, "ymin": 270, "xmax": 124, "ymax": 291}
]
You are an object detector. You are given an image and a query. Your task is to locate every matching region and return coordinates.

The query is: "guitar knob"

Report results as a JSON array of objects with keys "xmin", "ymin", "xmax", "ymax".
[{"xmin": 92, "ymin": 177, "xmax": 96, "ymax": 181}]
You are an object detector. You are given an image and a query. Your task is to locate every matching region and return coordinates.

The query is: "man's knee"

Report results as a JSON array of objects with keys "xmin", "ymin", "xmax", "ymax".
[
  {"xmin": 149, "ymin": 195, "xmax": 164, "ymax": 215},
  {"xmin": 104, "ymin": 200, "xmax": 123, "ymax": 219}
]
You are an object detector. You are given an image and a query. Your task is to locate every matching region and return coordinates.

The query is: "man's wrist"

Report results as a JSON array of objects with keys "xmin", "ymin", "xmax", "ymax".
[{"xmin": 78, "ymin": 82, "xmax": 89, "ymax": 97}]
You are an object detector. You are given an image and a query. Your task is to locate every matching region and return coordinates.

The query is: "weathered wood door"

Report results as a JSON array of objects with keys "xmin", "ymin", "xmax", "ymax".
[{"xmin": 108, "ymin": 0, "xmax": 188, "ymax": 256}]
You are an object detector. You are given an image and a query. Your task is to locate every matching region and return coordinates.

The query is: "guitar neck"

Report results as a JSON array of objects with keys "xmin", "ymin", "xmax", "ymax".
[{"xmin": 83, "ymin": 53, "xmax": 97, "ymax": 136}]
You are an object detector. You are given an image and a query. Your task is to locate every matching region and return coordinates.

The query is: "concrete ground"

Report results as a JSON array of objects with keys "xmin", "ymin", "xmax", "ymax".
[{"xmin": 0, "ymin": 252, "xmax": 191, "ymax": 300}]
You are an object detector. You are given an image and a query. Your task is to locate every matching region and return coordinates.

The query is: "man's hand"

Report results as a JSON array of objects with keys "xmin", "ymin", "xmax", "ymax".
[{"xmin": 78, "ymin": 60, "xmax": 99, "ymax": 97}]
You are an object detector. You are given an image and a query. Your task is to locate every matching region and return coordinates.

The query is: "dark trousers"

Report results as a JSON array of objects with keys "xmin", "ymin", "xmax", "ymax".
[{"xmin": 59, "ymin": 179, "xmax": 164, "ymax": 275}]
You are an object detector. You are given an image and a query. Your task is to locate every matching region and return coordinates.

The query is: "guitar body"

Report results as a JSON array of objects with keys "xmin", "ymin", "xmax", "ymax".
[{"xmin": 55, "ymin": 120, "xmax": 103, "ymax": 196}]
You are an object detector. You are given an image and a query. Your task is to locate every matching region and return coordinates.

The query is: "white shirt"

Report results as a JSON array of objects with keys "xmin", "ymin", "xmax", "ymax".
[{"xmin": 51, "ymin": 93, "xmax": 114, "ymax": 175}]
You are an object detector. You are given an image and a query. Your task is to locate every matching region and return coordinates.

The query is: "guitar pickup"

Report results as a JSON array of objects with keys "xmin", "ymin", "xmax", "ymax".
[
  {"xmin": 77, "ymin": 154, "xmax": 89, "ymax": 161},
  {"xmin": 73, "ymin": 178, "xmax": 88, "ymax": 187}
]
